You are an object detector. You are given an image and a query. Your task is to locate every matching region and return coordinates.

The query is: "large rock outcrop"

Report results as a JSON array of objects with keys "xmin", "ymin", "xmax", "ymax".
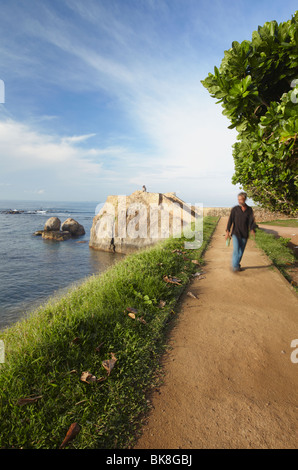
[{"xmin": 89, "ymin": 191, "xmax": 200, "ymax": 254}]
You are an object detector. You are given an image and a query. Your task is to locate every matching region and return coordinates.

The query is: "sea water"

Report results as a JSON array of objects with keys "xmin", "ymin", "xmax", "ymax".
[{"xmin": 0, "ymin": 200, "xmax": 123, "ymax": 329}]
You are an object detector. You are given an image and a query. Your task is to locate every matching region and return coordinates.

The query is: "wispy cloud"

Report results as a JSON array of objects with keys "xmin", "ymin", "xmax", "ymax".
[
  {"xmin": 24, "ymin": 188, "xmax": 45, "ymax": 195},
  {"xmin": 0, "ymin": 119, "xmax": 136, "ymax": 198},
  {"xmin": 61, "ymin": 134, "xmax": 96, "ymax": 144}
]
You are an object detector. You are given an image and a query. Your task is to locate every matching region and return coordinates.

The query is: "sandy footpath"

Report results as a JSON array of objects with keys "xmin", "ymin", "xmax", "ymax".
[
  {"xmin": 257, "ymin": 224, "xmax": 297, "ymax": 246},
  {"xmin": 258, "ymin": 223, "xmax": 298, "ymax": 261},
  {"xmin": 134, "ymin": 217, "xmax": 298, "ymax": 449}
]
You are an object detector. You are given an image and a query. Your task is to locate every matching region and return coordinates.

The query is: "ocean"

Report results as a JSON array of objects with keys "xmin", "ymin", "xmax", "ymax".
[{"xmin": 0, "ymin": 200, "xmax": 124, "ymax": 330}]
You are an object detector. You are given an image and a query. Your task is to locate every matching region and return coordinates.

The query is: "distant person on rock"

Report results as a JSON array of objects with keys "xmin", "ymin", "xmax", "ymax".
[
  {"xmin": 225, "ymin": 192, "xmax": 256, "ymax": 272},
  {"xmin": 142, "ymin": 185, "xmax": 147, "ymax": 192}
]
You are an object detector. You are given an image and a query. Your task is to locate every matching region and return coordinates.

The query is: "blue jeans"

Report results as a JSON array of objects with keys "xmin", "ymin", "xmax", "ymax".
[{"xmin": 231, "ymin": 235, "xmax": 247, "ymax": 271}]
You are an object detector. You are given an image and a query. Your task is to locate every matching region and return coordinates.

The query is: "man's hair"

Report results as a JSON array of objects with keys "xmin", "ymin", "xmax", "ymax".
[{"xmin": 238, "ymin": 191, "xmax": 247, "ymax": 200}]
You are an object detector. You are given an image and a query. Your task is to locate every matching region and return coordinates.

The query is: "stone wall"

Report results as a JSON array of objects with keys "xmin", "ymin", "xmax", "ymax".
[{"xmin": 203, "ymin": 207, "xmax": 294, "ymax": 223}]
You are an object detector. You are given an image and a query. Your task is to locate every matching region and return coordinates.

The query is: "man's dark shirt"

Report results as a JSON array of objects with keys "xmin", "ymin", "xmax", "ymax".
[{"xmin": 226, "ymin": 205, "xmax": 256, "ymax": 239}]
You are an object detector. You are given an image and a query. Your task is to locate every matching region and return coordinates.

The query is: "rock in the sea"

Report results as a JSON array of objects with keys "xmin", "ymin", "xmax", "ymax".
[
  {"xmin": 33, "ymin": 230, "xmax": 44, "ymax": 236},
  {"xmin": 44, "ymin": 217, "xmax": 61, "ymax": 231},
  {"xmin": 89, "ymin": 190, "xmax": 200, "ymax": 254},
  {"xmin": 34, "ymin": 217, "xmax": 85, "ymax": 241},
  {"xmin": 1, "ymin": 209, "xmax": 25, "ymax": 214},
  {"xmin": 61, "ymin": 218, "xmax": 85, "ymax": 236},
  {"xmin": 42, "ymin": 230, "xmax": 72, "ymax": 241}
]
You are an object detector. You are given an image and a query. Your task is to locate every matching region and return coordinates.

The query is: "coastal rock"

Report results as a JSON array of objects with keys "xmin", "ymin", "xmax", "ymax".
[
  {"xmin": 42, "ymin": 230, "xmax": 72, "ymax": 241},
  {"xmin": 89, "ymin": 190, "xmax": 200, "ymax": 254},
  {"xmin": 33, "ymin": 230, "xmax": 43, "ymax": 236},
  {"xmin": 61, "ymin": 218, "xmax": 85, "ymax": 236},
  {"xmin": 34, "ymin": 217, "xmax": 85, "ymax": 241},
  {"xmin": 1, "ymin": 209, "xmax": 25, "ymax": 214},
  {"xmin": 44, "ymin": 217, "xmax": 61, "ymax": 232}
]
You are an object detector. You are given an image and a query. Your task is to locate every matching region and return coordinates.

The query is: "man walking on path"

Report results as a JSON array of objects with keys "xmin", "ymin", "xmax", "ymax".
[{"xmin": 225, "ymin": 192, "xmax": 256, "ymax": 272}]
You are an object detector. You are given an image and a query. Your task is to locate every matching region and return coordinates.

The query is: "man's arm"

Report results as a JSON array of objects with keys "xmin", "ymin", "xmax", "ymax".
[
  {"xmin": 225, "ymin": 208, "xmax": 234, "ymax": 239},
  {"xmin": 249, "ymin": 208, "xmax": 257, "ymax": 237}
]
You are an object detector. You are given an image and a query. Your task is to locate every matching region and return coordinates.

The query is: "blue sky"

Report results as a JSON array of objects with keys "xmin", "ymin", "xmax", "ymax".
[{"xmin": 0, "ymin": 0, "xmax": 296, "ymax": 206}]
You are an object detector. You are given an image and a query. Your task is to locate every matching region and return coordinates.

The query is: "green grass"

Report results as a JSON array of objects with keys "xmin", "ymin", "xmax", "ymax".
[
  {"xmin": 259, "ymin": 219, "xmax": 298, "ymax": 228},
  {"xmin": 0, "ymin": 216, "xmax": 218, "ymax": 449},
  {"xmin": 255, "ymin": 227, "xmax": 297, "ymax": 284}
]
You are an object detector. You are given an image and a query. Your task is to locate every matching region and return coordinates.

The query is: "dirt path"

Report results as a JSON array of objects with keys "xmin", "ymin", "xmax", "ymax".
[
  {"xmin": 258, "ymin": 223, "xmax": 298, "ymax": 257},
  {"xmin": 258, "ymin": 224, "xmax": 298, "ymax": 286},
  {"xmin": 257, "ymin": 224, "xmax": 297, "ymax": 247},
  {"xmin": 134, "ymin": 217, "xmax": 298, "ymax": 449}
]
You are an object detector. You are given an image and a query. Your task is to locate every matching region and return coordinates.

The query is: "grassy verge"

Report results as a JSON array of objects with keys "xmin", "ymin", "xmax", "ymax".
[
  {"xmin": 0, "ymin": 216, "xmax": 218, "ymax": 449},
  {"xmin": 259, "ymin": 219, "xmax": 298, "ymax": 227},
  {"xmin": 255, "ymin": 227, "xmax": 297, "ymax": 287}
]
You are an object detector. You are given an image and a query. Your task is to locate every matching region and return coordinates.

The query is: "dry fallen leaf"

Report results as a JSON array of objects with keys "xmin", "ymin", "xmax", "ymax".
[
  {"xmin": 96, "ymin": 376, "xmax": 107, "ymax": 383},
  {"xmin": 127, "ymin": 307, "xmax": 146, "ymax": 324},
  {"xmin": 191, "ymin": 260, "xmax": 200, "ymax": 265},
  {"xmin": 80, "ymin": 371, "xmax": 97, "ymax": 384},
  {"xmin": 17, "ymin": 396, "xmax": 42, "ymax": 406},
  {"xmin": 158, "ymin": 300, "xmax": 166, "ymax": 308},
  {"xmin": 71, "ymin": 337, "xmax": 80, "ymax": 344},
  {"xmin": 172, "ymin": 249, "xmax": 183, "ymax": 255},
  {"xmin": 59, "ymin": 422, "xmax": 81, "ymax": 449},
  {"xmin": 193, "ymin": 272, "xmax": 205, "ymax": 280},
  {"xmin": 163, "ymin": 275, "xmax": 182, "ymax": 285},
  {"xmin": 187, "ymin": 291, "xmax": 199, "ymax": 299},
  {"xmin": 80, "ymin": 371, "xmax": 105, "ymax": 384},
  {"xmin": 102, "ymin": 353, "xmax": 117, "ymax": 376},
  {"xmin": 126, "ymin": 307, "xmax": 138, "ymax": 314}
]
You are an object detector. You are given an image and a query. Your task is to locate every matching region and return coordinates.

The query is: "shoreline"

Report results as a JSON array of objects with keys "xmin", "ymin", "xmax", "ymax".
[
  {"xmin": 0, "ymin": 217, "xmax": 219, "ymax": 449},
  {"xmin": 0, "ymin": 274, "xmax": 101, "ymax": 332},
  {"xmin": 0, "ymin": 255, "xmax": 125, "ymax": 332}
]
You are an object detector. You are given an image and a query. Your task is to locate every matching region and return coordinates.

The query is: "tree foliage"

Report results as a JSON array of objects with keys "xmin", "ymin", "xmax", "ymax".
[{"xmin": 202, "ymin": 11, "xmax": 298, "ymax": 215}]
